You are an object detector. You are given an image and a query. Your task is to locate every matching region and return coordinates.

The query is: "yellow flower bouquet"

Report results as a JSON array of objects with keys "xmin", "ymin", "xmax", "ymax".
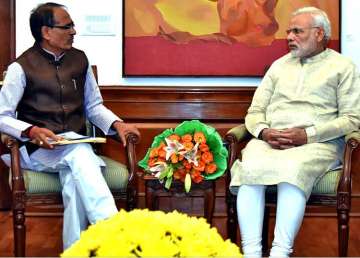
[
  {"xmin": 139, "ymin": 120, "xmax": 228, "ymax": 192},
  {"xmin": 61, "ymin": 209, "xmax": 242, "ymax": 257}
]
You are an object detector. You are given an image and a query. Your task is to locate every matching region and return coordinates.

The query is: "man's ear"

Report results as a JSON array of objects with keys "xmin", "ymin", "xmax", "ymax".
[
  {"xmin": 316, "ymin": 27, "xmax": 325, "ymax": 42},
  {"xmin": 41, "ymin": 26, "xmax": 51, "ymax": 41}
]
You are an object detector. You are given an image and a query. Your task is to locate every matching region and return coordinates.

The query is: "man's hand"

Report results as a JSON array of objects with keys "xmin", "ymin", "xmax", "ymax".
[
  {"xmin": 261, "ymin": 128, "xmax": 287, "ymax": 149},
  {"xmin": 112, "ymin": 121, "xmax": 140, "ymax": 146},
  {"xmin": 277, "ymin": 128, "xmax": 307, "ymax": 147},
  {"xmin": 261, "ymin": 127, "xmax": 307, "ymax": 149},
  {"xmin": 27, "ymin": 126, "xmax": 62, "ymax": 149}
]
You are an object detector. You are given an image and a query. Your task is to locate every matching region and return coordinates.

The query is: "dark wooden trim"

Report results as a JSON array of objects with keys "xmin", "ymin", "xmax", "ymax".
[
  {"xmin": 0, "ymin": 0, "xmax": 11, "ymax": 75},
  {"xmin": 10, "ymin": 0, "xmax": 15, "ymax": 61},
  {"xmin": 100, "ymin": 86, "xmax": 255, "ymax": 122}
]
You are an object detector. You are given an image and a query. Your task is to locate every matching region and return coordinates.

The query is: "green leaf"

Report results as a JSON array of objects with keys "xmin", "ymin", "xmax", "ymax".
[
  {"xmin": 159, "ymin": 166, "xmax": 169, "ymax": 180},
  {"xmin": 165, "ymin": 176, "xmax": 173, "ymax": 189},
  {"xmin": 185, "ymin": 173, "xmax": 191, "ymax": 193},
  {"xmin": 167, "ymin": 166, "xmax": 174, "ymax": 178}
]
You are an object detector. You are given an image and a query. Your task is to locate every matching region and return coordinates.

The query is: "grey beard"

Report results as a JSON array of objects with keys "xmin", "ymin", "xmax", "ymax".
[{"xmin": 290, "ymin": 49, "xmax": 301, "ymax": 58}]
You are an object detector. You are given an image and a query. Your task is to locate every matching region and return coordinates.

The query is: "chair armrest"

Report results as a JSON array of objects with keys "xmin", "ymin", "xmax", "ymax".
[
  {"xmin": 337, "ymin": 131, "xmax": 360, "ymax": 202},
  {"xmin": 224, "ymin": 124, "xmax": 252, "ymax": 173},
  {"xmin": 1, "ymin": 133, "xmax": 11, "ymax": 146},
  {"xmin": 124, "ymin": 133, "xmax": 140, "ymax": 183},
  {"xmin": 1, "ymin": 134, "xmax": 26, "ymax": 201},
  {"xmin": 345, "ymin": 131, "xmax": 360, "ymax": 143},
  {"xmin": 106, "ymin": 132, "xmax": 140, "ymax": 182},
  {"xmin": 225, "ymin": 124, "xmax": 251, "ymax": 144}
]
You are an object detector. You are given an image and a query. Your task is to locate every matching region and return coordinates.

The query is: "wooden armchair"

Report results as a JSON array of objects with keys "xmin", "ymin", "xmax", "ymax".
[
  {"xmin": 225, "ymin": 124, "xmax": 360, "ymax": 257},
  {"xmin": 0, "ymin": 129, "xmax": 139, "ymax": 256},
  {"xmin": 0, "ymin": 65, "xmax": 140, "ymax": 256}
]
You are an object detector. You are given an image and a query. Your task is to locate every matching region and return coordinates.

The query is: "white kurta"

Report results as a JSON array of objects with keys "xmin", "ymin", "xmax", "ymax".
[
  {"xmin": 230, "ymin": 49, "xmax": 360, "ymax": 199},
  {"xmin": 0, "ymin": 51, "xmax": 122, "ymax": 249}
]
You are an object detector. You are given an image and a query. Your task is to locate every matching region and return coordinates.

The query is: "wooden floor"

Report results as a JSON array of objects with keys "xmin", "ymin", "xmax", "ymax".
[{"xmin": 1, "ymin": 210, "xmax": 360, "ymax": 257}]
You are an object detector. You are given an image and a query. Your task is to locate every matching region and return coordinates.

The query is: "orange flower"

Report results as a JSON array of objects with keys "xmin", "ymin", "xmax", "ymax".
[
  {"xmin": 149, "ymin": 148, "xmax": 159, "ymax": 158},
  {"xmin": 173, "ymin": 171, "xmax": 182, "ymax": 180},
  {"xmin": 194, "ymin": 131, "xmax": 206, "ymax": 144},
  {"xmin": 181, "ymin": 134, "xmax": 193, "ymax": 143},
  {"xmin": 157, "ymin": 157, "xmax": 166, "ymax": 163},
  {"xmin": 201, "ymin": 152, "xmax": 214, "ymax": 164},
  {"xmin": 205, "ymin": 163, "xmax": 217, "ymax": 174},
  {"xmin": 191, "ymin": 169, "xmax": 204, "ymax": 183},
  {"xmin": 174, "ymin": 168, "xmax": 187, "ymax": 181},
  {"xmin": 183, "ymin": 141, "xmax": 194, "ymax": 151},
  {"xmin": 168, "ymin": 134, "xmax": 181, "ymax": 142},
  {"xmin": 158, "ymin": 148, "xmax": 167, "ymax": 158},
  {"xmin": 199, "ymin": 143, "xmax": 209, "ymax": 152},
  {"xmin": 193, "ymin": 160, "xmax": 205, "ymax": 172},
  {"xmin": 182, "ymin": 160, "xmax": 192, "ymax": 171},
  {"xmin": 170, "ymin": 153, "xmax": 179, "ymax": 163},
  {"xmin": 148, "ymin": 158, "xmax": 157, "ymax": 167}
]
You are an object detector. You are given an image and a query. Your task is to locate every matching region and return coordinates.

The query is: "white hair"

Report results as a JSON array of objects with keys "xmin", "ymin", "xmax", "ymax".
[{"xmin": 292, "ymin": 6, "xmax": 331, "ymax": 41}]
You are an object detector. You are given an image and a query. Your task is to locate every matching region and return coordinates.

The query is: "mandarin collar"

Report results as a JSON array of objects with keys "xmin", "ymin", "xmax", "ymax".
[
  {"xmin": 33, "ymin": 42, "xmax": 66, "ymax": 65},
  {"xmin": 300, "ymin": 48, "xmax": 330, "ymax": 64}
]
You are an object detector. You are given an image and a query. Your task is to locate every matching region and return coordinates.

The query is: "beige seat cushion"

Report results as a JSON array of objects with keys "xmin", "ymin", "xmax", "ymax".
[
  {"xmin": 231, "ymin": 169, "xmax": 341, "ymax": 196},
  {"xmin": 21, "ymin": 155, "xmax": 129, "ymax": 194}
]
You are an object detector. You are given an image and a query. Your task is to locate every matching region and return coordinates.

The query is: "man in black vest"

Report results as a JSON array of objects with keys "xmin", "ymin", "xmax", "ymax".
[{"xmin": 0, "ymin": 2, "xmax": 140, "ymax": 249}]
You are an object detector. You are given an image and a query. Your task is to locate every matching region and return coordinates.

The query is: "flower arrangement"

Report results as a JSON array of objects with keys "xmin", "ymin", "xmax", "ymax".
[
  {"xmin": 61, "ymin": 209, "xmax": 242, "ymax": 257},
  {"xmin": 139, "ymin": 120, "xmax": 228, "ymax": 192}
]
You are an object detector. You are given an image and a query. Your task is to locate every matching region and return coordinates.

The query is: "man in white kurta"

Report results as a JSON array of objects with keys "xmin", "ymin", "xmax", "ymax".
[
  {"xmin": 230, "ymin": 7, "xmax": 360, "ymax": 258},
  {"xmin": 0, "ymin": 3, "xmax": 140, "ymax": 250}
]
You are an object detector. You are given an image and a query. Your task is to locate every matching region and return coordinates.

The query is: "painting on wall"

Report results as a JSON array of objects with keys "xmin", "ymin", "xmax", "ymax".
[{"xmin": 123, "ymin": 0, "xmax": 340, "ymax": 77}]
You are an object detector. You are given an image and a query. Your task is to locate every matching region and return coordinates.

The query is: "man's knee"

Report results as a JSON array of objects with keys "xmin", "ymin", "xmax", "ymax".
[{"xmin": 64, "ymin": 143, "xmax": 97, "ymax": 161}]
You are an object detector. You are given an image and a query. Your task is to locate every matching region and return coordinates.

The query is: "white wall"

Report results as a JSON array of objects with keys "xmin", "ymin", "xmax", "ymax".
[
  {"xmin": 341, "ymin": 0, "xmax": 360, "ymax": 68},
  {"xmin": 16, "ymin": 0, "xmax": 122, "ymax": 86},
  {"xmin": 16, "ymin": 0, "xmax": 359, "ymax": 86}
]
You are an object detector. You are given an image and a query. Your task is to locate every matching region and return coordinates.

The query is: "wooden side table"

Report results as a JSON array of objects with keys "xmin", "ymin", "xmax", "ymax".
[{"xmin": 144, "ymin": 175, "xmax": 215, "ymax": 224}]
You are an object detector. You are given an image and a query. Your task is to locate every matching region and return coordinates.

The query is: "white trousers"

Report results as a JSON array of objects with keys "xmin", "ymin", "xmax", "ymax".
[
  {"xmin": 29, "ymin": 143, "xmax": 118, "ymax": 250},
  {"xmin": 236, "ymin": 183, "xmax": 306, "ymax": 258}
]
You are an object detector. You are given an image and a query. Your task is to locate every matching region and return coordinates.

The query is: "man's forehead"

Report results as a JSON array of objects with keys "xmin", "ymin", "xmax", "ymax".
[
  {"xmin": 289, "ymin": 13, "xmax": 313, "ymax": 27},
  {"xmin": 53, "ymin": 7, "xmax": 71, "ymax": 23}
]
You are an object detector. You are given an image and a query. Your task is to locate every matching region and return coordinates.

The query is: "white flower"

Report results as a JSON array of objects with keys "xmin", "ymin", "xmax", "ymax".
[
  {"xmin": 163, "ymin": 137, "xmax": 187, "ymax": 160},
  {"xmin": 183, "ymin": 142, "xmax": 199, "ymax": 166},
  {"xmin": 149, "ymin": 162, "xmax": 167, "ymax": 176}
]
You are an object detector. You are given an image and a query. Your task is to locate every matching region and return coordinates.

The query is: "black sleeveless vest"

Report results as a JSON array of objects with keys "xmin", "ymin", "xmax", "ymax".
[{"xmin": 16, "ymin": 43, "xmax": 88, "ymax": 135}]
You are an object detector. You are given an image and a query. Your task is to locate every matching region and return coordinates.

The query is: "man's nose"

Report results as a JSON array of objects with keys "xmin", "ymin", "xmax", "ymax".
[
  {"xmin": 70, "ymin": 27, "xmax": 76, "ymax": 35},
  {"xmin": 287, "ymin": 33, "xmax": 295, "ymax": 42}
]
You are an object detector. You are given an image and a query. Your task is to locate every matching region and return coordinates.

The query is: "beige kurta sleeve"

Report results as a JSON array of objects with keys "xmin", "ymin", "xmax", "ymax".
[
  {"xmin": 307, "ymin": 61, "xmax": 360, "ymax": 143},
  {"xmin": 244, "ymin": 65, "xmax": 276, "ymax": 138}
]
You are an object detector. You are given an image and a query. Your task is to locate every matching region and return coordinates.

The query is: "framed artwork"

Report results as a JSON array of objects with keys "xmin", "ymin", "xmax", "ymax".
[{"xmin": 123, "ymin": 0, "xmax": 340, "ymax": 77}]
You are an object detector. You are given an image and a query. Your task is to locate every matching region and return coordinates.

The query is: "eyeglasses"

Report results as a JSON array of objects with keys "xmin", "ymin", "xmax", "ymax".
[
  {"xmin": 286, "ymin": 26, "xmax": 319, "ymax": 35},
  {"xmin": 48, "ymin": 22, "xmax": 75, "ymax": 30}
]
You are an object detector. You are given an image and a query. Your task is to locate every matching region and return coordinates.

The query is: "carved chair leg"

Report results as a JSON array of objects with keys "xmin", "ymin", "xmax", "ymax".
[
  {"xmin": 203, "ymin": 182, "xmax": 215, "ymax": 225},
  {"xmin": 145, "ymin": 184, "xmax": 157, "ymax": 210},
  {"xmin": 13, "ymin": 208, "xmax": 26, "ymax": 257},
  {"xmin": 262, "ymin": 205, "xmax": 270, "ymax": 257},
  {"xmin": 227, "ymin": 192, "xmax": 237, "ymax": 243},
  {"xmin": 126, "ymin": 187, "xmax": 137, "ymax": 211},
  {"xmin": 337, "ymin": 209, "xmax": 349, "ymax": 257}
]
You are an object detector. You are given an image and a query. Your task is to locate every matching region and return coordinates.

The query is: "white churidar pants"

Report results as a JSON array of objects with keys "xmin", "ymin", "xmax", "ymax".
[
  {"xmin": 28, "ymin": 143, "xmax": 118, "ymax": 250},
  {"xmin": 236, "ymin": 183, "xmax": 306, "ymax": 258}
]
